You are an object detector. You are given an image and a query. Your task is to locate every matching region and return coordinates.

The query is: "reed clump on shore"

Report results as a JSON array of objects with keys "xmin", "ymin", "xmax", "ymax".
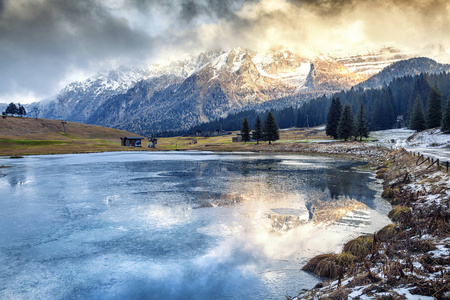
[
  {"xmin": 302, "ymin": 253, "xmax": 357, "ymax": 279},
  {"xmin": 342, "ymin": 235, "xmax": 374, "ymax": 260}
]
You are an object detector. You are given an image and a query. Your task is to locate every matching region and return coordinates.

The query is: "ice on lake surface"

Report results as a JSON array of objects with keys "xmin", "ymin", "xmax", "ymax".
[{"xmin": 0, "ymin": 152, "xmax": 391, "ymax": 299}]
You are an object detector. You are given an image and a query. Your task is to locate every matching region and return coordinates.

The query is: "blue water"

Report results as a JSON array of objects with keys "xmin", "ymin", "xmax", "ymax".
[{"xmin": 0, "ymin": 152, "xmax": 391, "ymax": 299}]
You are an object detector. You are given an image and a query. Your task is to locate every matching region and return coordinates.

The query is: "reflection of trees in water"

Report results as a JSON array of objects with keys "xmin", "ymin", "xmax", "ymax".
[
  {"xmin": 325, "ymin": 167, "xmax": 377, "ymax": 208},
  {"xmin": 198, "ymin": 159, "xmax": 378, "ymax": 208},
  {"xmin": 239, "ymin": 160, "xmax": 251, "ymax": 177},
  {"xmin": 301, "ymin": 165, "xmax": 378, "ymax": 209},
  {"xmin": 144, "ymin": 158, "xmax": 378, "ymax": 209},
  {"xmin": 326, "ymin": 169, "xmax": 376, "ymax": 207}
]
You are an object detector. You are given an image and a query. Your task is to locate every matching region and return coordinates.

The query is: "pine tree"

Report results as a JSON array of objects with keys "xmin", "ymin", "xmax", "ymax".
[
  {"xmin": 253, "ymin": 115, "xmax": 263, "ymax": 144},
  {"xmin": 337, "ymin": 103, "xmax": 355, "ymax": 141},
  {"xmin": 382, "ymin": 88, "xmax": 396, "ymax": 129},
  {"xmin": 263, "ymin": 112, "xmax": 279, "ymax": 144},
  {"xmin": 409, "ymin": 96, "xmax": 426, "ymax": 132},
  {"xmin": 355, "ymin": 101, "xmax": 369, "ymax": 141},
  {"xmin": 441, "ymin": 96, "xmax": 450, "ymax": 134},
  {"xmin": 18, "ymin": 104, "xmax": 26, "ymax": 117},
  {"xmin": 241, "ymin": 117, "xmax": 251, "ymax": 143},
  {"xmin": 5, "ymin": 102, "xmax": 18, "ymax": 116},
  {"xmin": 326, "ymin": 97, "xmax": 342, "ymax": 139},
  {"xmin": 426, "ymin": 87, "xmax": 442, "ymax": 129}
]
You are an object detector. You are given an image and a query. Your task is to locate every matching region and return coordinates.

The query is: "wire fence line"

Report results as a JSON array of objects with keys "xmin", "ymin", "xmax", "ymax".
[{"xmin": 408, "ymin": 150, "xmax": 450, "ymax": 172}]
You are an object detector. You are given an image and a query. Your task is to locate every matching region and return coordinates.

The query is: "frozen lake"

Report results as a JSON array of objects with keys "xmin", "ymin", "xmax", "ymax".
[{"xmin": 0, "ymin": 152, "xmax": 391, "ymax": 299}]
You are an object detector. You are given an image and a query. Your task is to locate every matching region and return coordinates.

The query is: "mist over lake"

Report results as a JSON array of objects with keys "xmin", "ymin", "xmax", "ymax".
[{"xmin": 0, "ymin": 152, "xmax": 391, "ymax": 299}]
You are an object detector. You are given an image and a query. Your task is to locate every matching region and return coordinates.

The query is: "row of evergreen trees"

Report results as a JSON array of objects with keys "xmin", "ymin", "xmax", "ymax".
[
  {"xmin": 240, "ymin": 112, "xmax": 280, "ymax": 144},
  {"xmin": 181, "ymin": 71, "xmax": 450, "ymax": 136},
  {"xmin": 409, "ymin": 88, "xmax": 450, "ymax": 133},
  {"xmin": 3, "ymin": 102, "xmax": 27, "ymax": 117},
  {"xmin": 326, "ymin": 85, "xmax": 450, "ymax": 141},
  {"xmin": 326, "ymin": 98, "xmax": 369, "ymax": 141}
]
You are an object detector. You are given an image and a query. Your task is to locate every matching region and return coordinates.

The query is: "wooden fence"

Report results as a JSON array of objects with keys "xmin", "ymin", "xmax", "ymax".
[{"xmin": 408, "ymin": 151, "xmax": 449, "ymax": 172}]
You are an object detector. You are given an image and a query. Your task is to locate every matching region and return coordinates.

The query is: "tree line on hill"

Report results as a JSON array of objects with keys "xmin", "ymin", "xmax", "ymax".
[
  {"xmin": 325, "ymin": 84, "xmax": 450, "ymax": 141},
  {"xmin": 178, "ymin": 71, "xmax": 450, "ymax": 136},
  {"xmin": 2, "ymin": 102, "xmax": 27, "ymax": 117},
  {"xmin": 325, "ymin": 99, "xmax": 370, "ymax": 141}
]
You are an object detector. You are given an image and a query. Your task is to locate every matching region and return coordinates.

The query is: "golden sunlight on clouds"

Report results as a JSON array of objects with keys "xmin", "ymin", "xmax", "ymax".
[{"xmin": 189, "ymin": 0, "xmax": 450, "ymax": 59}]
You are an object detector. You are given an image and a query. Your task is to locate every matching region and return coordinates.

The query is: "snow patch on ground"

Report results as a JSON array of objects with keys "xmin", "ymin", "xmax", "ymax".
[
  {"xmin": 407, "ymin": 128, "xmax": 450, "ymax": 148},
  {"xmin": 369, "ymin": 128, "xmax": 450, "ymax": 160}
]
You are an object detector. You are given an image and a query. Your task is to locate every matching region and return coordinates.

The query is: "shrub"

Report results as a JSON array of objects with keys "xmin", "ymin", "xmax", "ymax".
[
  {"xmin": 410, "ymin": 239, "xmax": 437, "ymax": 253},
  {"xmin": 343, "ymin": 235, "xmax": 373, "ymax": 259},
  {"xmin": 388, "ymin": 206, "xmax": 411, "ymax": 222},
  {"xmin": 381, "ymin": 187, "xmax": 399, "ymax": 199},
  {"xmin": 302, "ymin": 253, "xmax": 357, "ymax": 279},
  {"xmin": 376, "ymin": 168, "xmax": 388, "ymax": 179},
  {"xmin": 377, "ymin": 224, "xmax": 398, "ymax": 241}
]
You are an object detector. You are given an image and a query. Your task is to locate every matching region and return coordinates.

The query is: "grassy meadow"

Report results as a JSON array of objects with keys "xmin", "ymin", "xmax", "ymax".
[
  {"xmin": 0, "ymin": 117, "xmax": 142, "ymax": 156},
  {"xmin": 0, "ymin": 116, "xmax": 333, "ymax": 156}
]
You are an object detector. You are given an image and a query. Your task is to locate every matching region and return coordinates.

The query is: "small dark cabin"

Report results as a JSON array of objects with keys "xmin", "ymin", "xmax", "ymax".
[{"xmin": 120, "ymin": 137, "xmax": 143, "ymax": 147}]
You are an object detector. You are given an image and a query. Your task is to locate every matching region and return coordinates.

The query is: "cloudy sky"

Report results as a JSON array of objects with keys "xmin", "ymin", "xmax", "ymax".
[{"xmin": 1, "ymin": 0, "xmax": 449, "ymax": 103}]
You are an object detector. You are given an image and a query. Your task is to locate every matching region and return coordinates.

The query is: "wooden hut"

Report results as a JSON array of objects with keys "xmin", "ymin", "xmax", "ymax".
[{"xmin": 120, "ymin": 137, "xmax": 143, "ymax": 147}]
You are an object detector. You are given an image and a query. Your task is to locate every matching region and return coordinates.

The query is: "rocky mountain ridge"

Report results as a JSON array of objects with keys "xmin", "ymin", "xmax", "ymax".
[{"xmin": 29, "ymin": 46, "xmax": 449, "ymax": 135}]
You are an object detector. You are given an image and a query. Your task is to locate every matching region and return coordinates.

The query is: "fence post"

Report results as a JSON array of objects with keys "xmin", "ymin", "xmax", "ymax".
[{"xmin": 416, "ymin": 154, "xmax": 423, "ymax": 165}]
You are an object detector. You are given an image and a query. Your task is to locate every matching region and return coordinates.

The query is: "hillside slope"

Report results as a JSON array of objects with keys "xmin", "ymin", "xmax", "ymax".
[
  {"xmin": 0, "ymin": 117, "xmax": 142, "ymax": 156},
  {"xmin": 357, "ymin": 57, "xmax": 450, "ymax": 89}
]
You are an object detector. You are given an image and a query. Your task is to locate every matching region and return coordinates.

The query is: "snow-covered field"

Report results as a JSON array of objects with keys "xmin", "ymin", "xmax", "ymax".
[{"xmin": 370, "ymin": 128, "xmax": 450, "ymax": 161}]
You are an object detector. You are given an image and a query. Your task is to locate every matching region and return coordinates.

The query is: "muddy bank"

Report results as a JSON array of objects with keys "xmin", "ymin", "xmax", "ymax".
[{"xmin": 292, "ymin": 149, "xmax": 450, "ymax": 299}]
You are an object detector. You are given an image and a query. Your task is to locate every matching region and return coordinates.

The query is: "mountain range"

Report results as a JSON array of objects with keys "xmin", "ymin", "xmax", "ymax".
[{"xmin": 18, "ymin": 47, "xmax": 450, "ymax": 135}]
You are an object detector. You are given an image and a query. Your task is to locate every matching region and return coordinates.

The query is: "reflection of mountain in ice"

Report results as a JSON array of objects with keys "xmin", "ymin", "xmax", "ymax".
[
  {"xmin": 0, "ymin": 152, "xmax": 391, "ymax": 300},
  {"xmin": 268, "ymin": 195, "xmax": 381, "ymax": 233},
  {"xmin": 269, "ymin": 208, "xmax": 310, "ymax": 231},
  {"xmin": 332, "ymin": 209, "xmax": 372, "ymax": 228}
]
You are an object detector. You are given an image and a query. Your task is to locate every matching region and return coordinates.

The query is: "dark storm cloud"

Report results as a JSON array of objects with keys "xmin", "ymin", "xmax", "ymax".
[
  {"xmin": 1, "ymin": 0, "xmax": 449, "ymax": 102},
  {"xmin": 180, "ymin": 0, "xmax": 246, "ymax": 21},
  {"xmin": 289, "ymin": 0, "xmax": 356, "ymax": 16},
  {"xmin": 126, "ymin": 0, "xmax": 249, "ymax": 23},
  {"xmin": 0, "ymin": 0, "xmax": 154, "ymax": 100},
  {"xmin": 0, "ymin": 0, "xmax": 252, "ymax": 101}
]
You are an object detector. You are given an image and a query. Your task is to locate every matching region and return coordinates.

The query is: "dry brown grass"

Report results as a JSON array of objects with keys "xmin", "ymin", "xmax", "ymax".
[
  {"xmin": 388, "ymin": 206, "xmax": 411, "ymax": 222},
  {"xmin": 325, "ymin": 287, "xmax": 351, "ymax": 300},
  {"xmin": 302, "ymin": 253, "xmax": 357, "ymax": 279},
  {"xmin": 0, "ymin": 117, "xmax": 143, "ymax": 156},
  {"xmin": 375, "ymin": 294, "xmax": 406, "ymax": 300},
  {"xmin": 376, "ymin": 167, "xmax": 388, "ymax": 179},
  {"xmin": 342, "ymin": 235, "xmax": 374, "ymax": 259},
  {"xmin": 409, "ymin": 240, "xmax": 437, "ymax": 253},
  {"xmin": 381, "ymin": 187, "xmax": 400, "ymax": 199},
  {"xmin": 347, "ymin": 273, "xmax": 382, "ymax": 288},
  {"xmin": 377, "ymin": 224, "xmax": 398, "ymax": 241}
]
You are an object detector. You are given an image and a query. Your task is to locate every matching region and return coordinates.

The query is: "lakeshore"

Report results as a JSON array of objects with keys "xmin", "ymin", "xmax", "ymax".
[
  {"xmin": 293, "ymin": 149, "xmax": 450, "ymax": 300},
  {"xmin": 1, "ymin": 118, "xmax": 449, "ymax": 299}
]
